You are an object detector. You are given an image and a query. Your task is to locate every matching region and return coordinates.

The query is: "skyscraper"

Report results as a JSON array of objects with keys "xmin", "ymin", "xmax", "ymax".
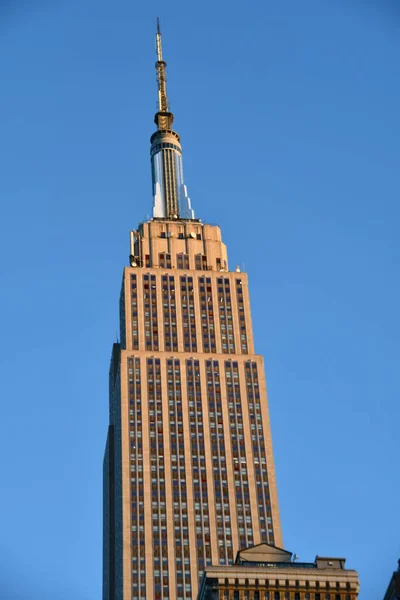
[{"xmin": 103, "ymin": 22, "xmax": 282, "ymax": 600}]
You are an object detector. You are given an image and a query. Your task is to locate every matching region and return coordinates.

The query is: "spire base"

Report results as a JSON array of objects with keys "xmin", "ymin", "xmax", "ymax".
[{"xmin": 154, "ymin": 111, "xmax": 174, "ymax": 130}]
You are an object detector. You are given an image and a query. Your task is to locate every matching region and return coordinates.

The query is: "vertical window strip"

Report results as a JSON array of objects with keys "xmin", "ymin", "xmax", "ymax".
[
  {"xmin": 163, "ymin": 149, "xmax": 179, "ymax": 218},
  {"xmin": 128, "ymin": 357, "xmax": 145, "ymax": 598},
  {"xmin": 163, "ymin": 150, "xmax": 172, "ymax": 218},
  {"xmin": 217, "ymin": 278, "xmax": 235, "ymax": 354},
  {"xmin": 147, "ymin": 358, "xmax": 168, "ymax": 599},
  {"xmin": 195, "ymin": 254, "xmax": 208, "ymax": 271},
  {"xmin": 177, "ymin": 253, "xmax": 190, "ymax": 270},
  {"xmin": 180, "ymin": 276, "xmax": 197, "ymax": 353},
  {"xmin": 159, "ymin": 253, "xmax": 172, "ymax": 269},
  {"xmin": 169, "ymin": 148, "xmax": 179, "ymax": 217},
  {"xmin": 143, "ymin": 275, "xmax": 159, "ymax": 351},
  {"xmin": 236, "ymin": 279, "xmax": 248, "ymax": 354},
  {"xmin": 186, "ymin": 360, "xmax": 211, "ymax": 577},
  {"xmin": 120, "ymin": 282, "xmax": 126, "ymax": 349},
  {"xmin": 162, "ymin": 275, "xmax": 177, "ymax": 352},
  {"xmin": 206, "ymin": 360, "xmax": 233, "ymax": 565},
  {"xmin": 199, "ymin": 277, "xmax": 216, "ymax": 353},
  {"xmin": 131, "ymin": 275, "xmax": 139, "ymax": 350},
  {"xmin": 245, "ymin": 361, "xmax": 274, "ymax": 546},
  {"xmin": 225, "ymin": 361, "xmax": 253, "ymax": 550},
  {"xmin": 168, "ymin": 359, "xmax": 192, "ymax": 599}
]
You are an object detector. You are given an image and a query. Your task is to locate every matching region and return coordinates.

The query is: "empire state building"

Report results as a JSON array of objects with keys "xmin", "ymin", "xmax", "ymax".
[{"xmin": 103, "ymin": 22, "xmax": 282, "ymax": 600}]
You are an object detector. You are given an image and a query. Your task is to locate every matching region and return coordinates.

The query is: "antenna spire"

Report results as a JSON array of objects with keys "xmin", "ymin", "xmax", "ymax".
[
  {"xmin": 155, "ymin": 18, "xmax": 169, "ymax": 114},
  {"xmin": 150, "ymin": 22, "xmax": 196, "ymax": 220},
  {"xmin": 156, "ymin": 18, "xmax": 163, "ymax": 61}
]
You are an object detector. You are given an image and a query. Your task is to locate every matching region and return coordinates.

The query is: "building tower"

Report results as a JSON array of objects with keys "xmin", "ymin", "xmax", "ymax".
[
  {"xmin": 103, "ymin": 22, "xmax": 282, "ymax": 600},
  {"xmin": 382, "ymin": 561, "xmax": 400, "ymax": 600}
]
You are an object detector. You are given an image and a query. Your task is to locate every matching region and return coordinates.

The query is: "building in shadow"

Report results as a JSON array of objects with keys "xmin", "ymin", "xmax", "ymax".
[{"xmin": 382, "ymin": 561, "xmax": 400, "ymax": 600}]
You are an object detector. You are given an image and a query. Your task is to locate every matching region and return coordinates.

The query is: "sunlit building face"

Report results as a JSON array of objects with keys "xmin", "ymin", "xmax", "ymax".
[{"xmin": 103, "ymin": 23, "xmax": 282, "ymax": 600}]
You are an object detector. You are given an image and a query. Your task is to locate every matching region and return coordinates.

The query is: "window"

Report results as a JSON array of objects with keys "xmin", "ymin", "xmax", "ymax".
[
  {"xmin": 159, "ymin": 253, "xmax": 172, "ymax": 269},
  {"xmin": 195, "ymin": 254, "xmax": 207, "ymax": 270},
  {"xmin": 177, "ymin": 253, "xmax": 189, "ymax": 270}
]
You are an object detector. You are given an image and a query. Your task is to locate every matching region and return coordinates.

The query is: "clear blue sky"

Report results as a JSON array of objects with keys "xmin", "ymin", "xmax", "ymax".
[{"xmin": 0, "ymin": 1, "xmax": 399, "ymax": 598}]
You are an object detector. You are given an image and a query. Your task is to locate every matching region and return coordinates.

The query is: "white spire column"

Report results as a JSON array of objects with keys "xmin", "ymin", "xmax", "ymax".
[{"xmin": 150, "ymin": 19, "xmax": 195, "ymax": 220}]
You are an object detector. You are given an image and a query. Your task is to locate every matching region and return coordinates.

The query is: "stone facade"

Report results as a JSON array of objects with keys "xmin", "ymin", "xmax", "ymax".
[
  {"xmin": 103, "ymin": 218, "xmax": 283, "ymax": 600},
  {"xmin": 197, "ymin": 544, "xmax": 360, "ymax": 600}
]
